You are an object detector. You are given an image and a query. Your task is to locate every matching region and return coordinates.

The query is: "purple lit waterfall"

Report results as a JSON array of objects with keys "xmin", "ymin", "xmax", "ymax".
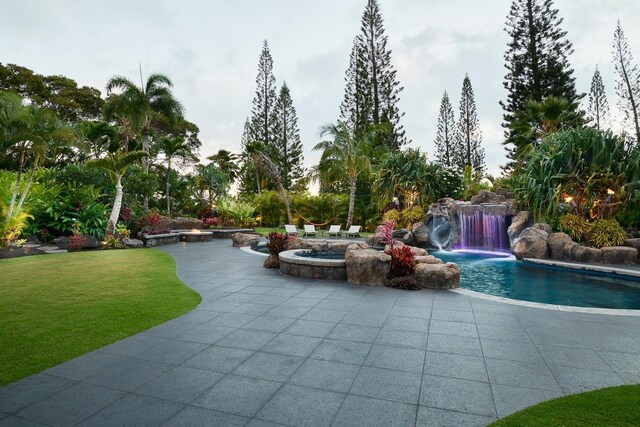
[{"xmin": 457, "ymin": 212, "xmax": 510, "ymax": 252}]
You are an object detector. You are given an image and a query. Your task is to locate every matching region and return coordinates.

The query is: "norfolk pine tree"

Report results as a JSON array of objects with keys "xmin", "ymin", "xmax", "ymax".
[{"xmin": 434, "ymin": 91, "xmax": 456, "ymax": 167}]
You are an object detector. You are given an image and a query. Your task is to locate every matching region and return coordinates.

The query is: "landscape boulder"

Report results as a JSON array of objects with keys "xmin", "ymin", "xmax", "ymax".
[
  {"xmin": 414, "ymin": 255, "xmax": 444, "ymax": 265},
  {"xmin": 624, "ymin": 238, "xmax": 640, "ymax": 252},
  {"xmin": 392, "ymin": 229, "xmax": 415, "ymax": 245},
  {"xmin": 470, "ymin": 190, "xmax": 507, "ymax": 205},
  {"xmin": 122, "ymin": 238, "xmax": 144, "ymax": 249},
  {"xmin": 365, "ymin": 232, "xmax": 385, "ymax": 247},
  {"xmin": 570, "ymin": 245, "xmax": 603, "ymax": 263},
  {"xmin": 82, "ymin": 235, "xmax": 101, "ymax": 249},
  {"xmin": 532, "ymin": 223, "xmax": 553, "ymax": 235},
  {"xmin": 547, "ymin": 232, "xmax": 578, "ymax": 261},
  {"xmin": 602, "ymin": 246, "xmax": 639, "ymax": 265},
  {"xmin": 415, "ymin": 263, "xmax": 460, "ymax": 289},
  {"xmin": 171, "ymin": 217, "xmax": 204, "ymax": 230},
  {"xmin": 345, "ymin": 243, "xmax": 391, "ymax": 286},
  {"xmin": 512, "ymin": 227, "xmax": 549, "ymax": 260},
  {"xmin": 507, "ymin": 211, "xmax": 532, "ymax": 244},
  {"xmin": 232, "ymin": 233, "xmax": 261, "ymax": 249},
  {"xmin": 412, "ymin": 222, "xmax": 430, "ymax": 244},
  {"xmin": 52, "ymin": 236, "xmax": 70, "ymax": 249}
]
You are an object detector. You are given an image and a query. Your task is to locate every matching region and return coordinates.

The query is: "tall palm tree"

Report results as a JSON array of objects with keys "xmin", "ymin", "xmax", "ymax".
[
  {"xmin": 313, "ymin": 121, "xmax": 373, "ymax": 228},
  {"xmin": 208, "ymin": 149, "xmax": 240, "ymax": 182},
  {"xmin": 0, "ymin": 92, "xmax": 73, "ymax": 220},
  {"xmin": 105, "ymin": 72, "xmax": 183, "ymax": 206},
  {"xmin": 160, "ymin": 136, "xmax": 193, "ymax": 217},
  {"xmin": 87, "ymin": 151, "xmax": 148, "ymax": 234}
]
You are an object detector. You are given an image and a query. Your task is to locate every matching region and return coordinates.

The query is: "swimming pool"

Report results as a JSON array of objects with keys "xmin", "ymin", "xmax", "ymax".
[{"xmin": 433, "ymin": 250, "xmax": 640, "ymax": 309}]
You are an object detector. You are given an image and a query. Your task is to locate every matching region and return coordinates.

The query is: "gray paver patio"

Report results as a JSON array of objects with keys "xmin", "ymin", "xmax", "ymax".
[{"xmin": 1, "ymin": 240, "xmax": 640, "ymax": 426}]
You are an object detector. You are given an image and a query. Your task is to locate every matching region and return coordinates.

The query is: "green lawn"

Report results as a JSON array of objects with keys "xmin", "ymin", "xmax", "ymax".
[
  {"xmin": 490, "ymin": 385, "xmax": 640, "ymax": 426},
  {"xmin": 0, "ymin": 249, "xmax": 201, "ymax": 386}
]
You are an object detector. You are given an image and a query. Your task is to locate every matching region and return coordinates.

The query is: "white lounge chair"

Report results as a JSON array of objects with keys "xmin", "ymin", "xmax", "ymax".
[
  {"xmin": 284, "ymin": 224, "xmax": 298, "ymax": 236},
  {"xmin": 327, "ymin": 225, "xmax": 342, "ymax": 238},
  {"xmin": 303, "ymin": 225, "xmax": 317, "ymax": 237},
  {"xmin": 342, "ymin": 225, "xmax": 362, "ymax": 238}
]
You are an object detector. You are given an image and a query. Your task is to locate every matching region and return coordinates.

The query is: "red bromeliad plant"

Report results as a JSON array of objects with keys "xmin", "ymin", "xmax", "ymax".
[
  {"xmin": 203, "ymin": 217, "xmax": 221, "ymax": 228},
  {"xmin": 378, "ymin": 220, "xmax": 395, "ymax": 246},
  {"xmin": 389, "ymin": 245, "xmax": 416, "ymax": 279},
  {"xmin": 266, "ymin": 232, "xmax": 293, "ymax": 256}
]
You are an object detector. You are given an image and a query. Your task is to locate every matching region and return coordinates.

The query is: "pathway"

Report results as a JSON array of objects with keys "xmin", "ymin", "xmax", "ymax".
[{"xmin": 1, "ymin": 241, "xmax": 640, "ymax": 426}]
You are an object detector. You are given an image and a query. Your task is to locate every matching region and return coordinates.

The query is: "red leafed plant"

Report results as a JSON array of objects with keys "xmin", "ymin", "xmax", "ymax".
[
  {"xmin": 266, "ymin": 232, "xmax": 293, "ymax": 256},
  {"xmin": 203, "ymin": 217, "xmax": 221, "ymax": 228},
  {"xmin": 389, "ymin": 245, "xmax": 416, "ymax": 279},
  {"xmin": 377, "ymin": 220, "xmax": 395, "ymax": 246}
]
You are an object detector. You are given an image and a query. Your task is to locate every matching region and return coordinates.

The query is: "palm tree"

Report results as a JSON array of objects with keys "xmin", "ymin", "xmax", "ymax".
[
  {"xmin": 208, "ymin": 149, "xmax": 240, "ymax": 182},
  {"xmin": 196, "ymin": 164, "xmax": 230, "ymax": 206},
  {"xmin": 313, "ymin": 121, "xmax": 373, "ymax": 228},
  {"xmin": 87, "ymin": 151, "xmax": 148, "ymax": 234},
  {"xmin": 510, "ymin": 96, "xmax": 584, "ymax": 161},
  {"xmin": 160, "ymin": 136, "xmax": 193, "ymax": 217},
  {"xmin": 251, "ymin": 150, "xmax": 294, "ymax": 224},
  {"xmin": 0, "ymin": 92, "xmax": 73, "ymax": 220},
  {"xmin": 76, "ymin": 120, "xmax": 119, "ymax": 158},
  {"xmin": 105, "ymin": 71, "xmax": 183, "ymax": 206}
]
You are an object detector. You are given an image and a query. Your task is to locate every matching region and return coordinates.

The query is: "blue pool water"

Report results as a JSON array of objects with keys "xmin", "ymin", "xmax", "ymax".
[{"xmin": 432, "ymin": 251, "xmax": 640, "ymax": 309}]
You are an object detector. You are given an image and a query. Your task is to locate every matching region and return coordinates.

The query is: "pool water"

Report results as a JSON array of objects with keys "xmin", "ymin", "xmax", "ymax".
[
  {"xmin": 432, "ymin": 251, "xmax": 640, "ymax": 309},
  {"xmin": 297, "ymin": 251, "xmax": 346, "ymax": 260}
]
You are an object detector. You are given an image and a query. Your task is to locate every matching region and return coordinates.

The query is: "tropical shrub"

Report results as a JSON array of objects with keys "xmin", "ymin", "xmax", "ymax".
[
  {"xmin": 217, "ymin": 199, "xmax": 256, "ymax": 228},
  {"xmin": 382, "ymin": 209, "xmax": 401, "ymax": 225},
  {"xmin": 203, "ymin": 217, "xmax": 221, "ymax": 228},
  {"xmin": 462, "ymin": 165, "xmax": 492, "ymax": 200},
  {"xmin": 374, "ymin": 149, "xmax": 463, "ymax": 208},
  {"xmin": 24, "ymin": 182, "xmax": 108, "ymax": 239},
  {"xmin": 138, "ymin": 209, "xmax": 170, "ymax": 235},
  {"xmin": 388, "ymin": 245, "xmax": 416, "ymax": 279},
  {"xmin": 586, "ymin": 219, "xmax": 627, "ymax": 248},
  {"xmin": 401, "ymin": 206, "xmax": 425, "ymax": 228},
  {"xmin": 516, "ymin": 128, "xmax": 640, "ymax": 222},
  {"xmin": 68, "ymin": 221, "xmax": 85, "ymax": 251},
  {"xmin": 559, "ymin": 214, "xmax": 588, "ymax": 242}
]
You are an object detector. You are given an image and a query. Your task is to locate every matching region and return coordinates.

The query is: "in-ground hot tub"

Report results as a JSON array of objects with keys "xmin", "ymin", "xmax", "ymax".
[{"xmin": 279, "ymin": 249, "xmax": 347, "ymax": 280}]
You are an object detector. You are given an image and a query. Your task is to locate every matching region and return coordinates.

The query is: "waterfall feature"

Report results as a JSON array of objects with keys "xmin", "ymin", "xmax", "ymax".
[
  {"xmin": 457, "ymin": 211, "xmax": 510, "ymax": 252},
  {"xmin": 429, "ymin": 216, "xmax": 452, "ymax": 250}
]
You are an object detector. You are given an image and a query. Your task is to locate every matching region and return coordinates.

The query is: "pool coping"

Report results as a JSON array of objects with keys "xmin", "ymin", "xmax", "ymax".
[{"xmin": 522, "ymin": 258, "xmax": 640, "ymax": 278}]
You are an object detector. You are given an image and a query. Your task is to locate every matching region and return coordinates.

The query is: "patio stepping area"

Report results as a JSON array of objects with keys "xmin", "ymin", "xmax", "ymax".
[{"xmin": 1, "ymin": 240, "xmax": 639, "ymax": 426}]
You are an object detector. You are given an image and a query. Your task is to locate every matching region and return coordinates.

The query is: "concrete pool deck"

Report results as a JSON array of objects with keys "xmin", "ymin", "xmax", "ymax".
[{"xmin": 1, "ymin": 240, "xmax": 639, "ymax": 426}]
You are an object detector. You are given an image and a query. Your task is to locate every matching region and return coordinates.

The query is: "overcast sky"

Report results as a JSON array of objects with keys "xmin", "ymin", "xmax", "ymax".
[{"xmin": 1, "ymin": 0, "xmax": 639, "ymax": 177}]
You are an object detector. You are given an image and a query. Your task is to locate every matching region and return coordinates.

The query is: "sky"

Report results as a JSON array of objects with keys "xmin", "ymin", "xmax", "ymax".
[{"xmin": 1, "ymin": 0, "xmax": 640, "ymax": 178}]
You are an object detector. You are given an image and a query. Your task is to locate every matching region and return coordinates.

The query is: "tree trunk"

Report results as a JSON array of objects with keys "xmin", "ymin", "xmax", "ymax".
[
  {"xmin": 6, "ymin": 169, "xmax": 21, "ymax": 221},
  {"xmin": 277, "ymin": 182, "xmax": 293, "ymax": 224},
  {"xmin": 347, "ymin": 178, "xmax": 357, "ymax": 229},
  {"xmin": 108, "ymin": 176, "xmax": 123, "ymax": 235},
  {"xmin": 142, "ymin": 132, "xmax": 151, "ymax": 209},
  {"xmin": 166, "ymin": 158, "xmax": 171, "ymax": 217},
  {"xmin": 15, "ymin": 166, "xmax": 36, "ymax": 214}
]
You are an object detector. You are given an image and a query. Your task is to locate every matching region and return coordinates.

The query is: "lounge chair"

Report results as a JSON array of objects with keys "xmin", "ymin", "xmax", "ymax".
[
  {"xmin": 303, "ymin": 225, "xmax": 317, "ymax": 237},
  {"xmin": 342, "ymin": 225, "xmax": 362, "ymax": 238},
  {"xmin": 284, "ymin": 224, "xmax": 298, "ymax": 236},
  {"xmin": 327, "ymin": 225, "xmax": 342, "ymax": 238}
]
